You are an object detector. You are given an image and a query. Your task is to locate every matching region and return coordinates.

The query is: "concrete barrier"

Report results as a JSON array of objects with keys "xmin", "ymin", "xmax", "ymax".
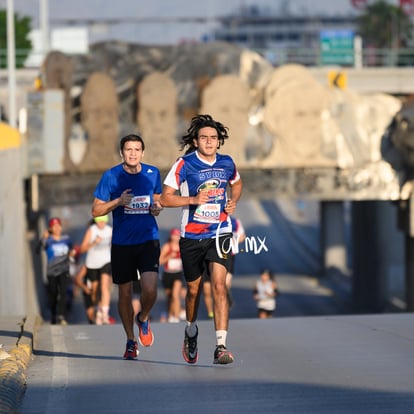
[{"xmin": 0, "ymin": 123, "xmax": 38, "ymax": 317}]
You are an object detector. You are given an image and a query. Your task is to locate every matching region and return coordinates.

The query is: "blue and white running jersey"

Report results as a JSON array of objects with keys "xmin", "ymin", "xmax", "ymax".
[
  {"xmin": 94, "ymin": 163, "xmax": 162, "ymax": 245},
  {"xmin": 163, "ymin": 151, "xmax": 241, "ymax": 239}
]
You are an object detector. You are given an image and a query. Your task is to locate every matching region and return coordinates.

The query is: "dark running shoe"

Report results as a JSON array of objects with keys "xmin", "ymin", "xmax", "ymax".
[
  {"xmin": 136, "ymin": 312, "xmax": 154, "ymax": 347},
  {"xmin": 213, "ymin": 345, "xmax": 234, "ymax": 365},
  {"xmin": 123, "ymin": 339, "xmax": 139, "ymax": 360},
  {"xmin": 182, "ymin": 326, "xmax": 198, "ymax": 364}
]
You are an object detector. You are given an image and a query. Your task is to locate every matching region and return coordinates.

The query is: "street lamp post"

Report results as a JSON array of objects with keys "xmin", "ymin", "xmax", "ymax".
[
  {"xmin": 40, "ymin": 0, "xmax": 50, "ymax": 56},
  {"xmin": 7, "ymin": 0, "xmax": 16, "ymax": 128}
]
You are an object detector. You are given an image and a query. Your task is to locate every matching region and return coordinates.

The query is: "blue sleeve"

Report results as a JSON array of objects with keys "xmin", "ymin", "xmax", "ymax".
[
  {"xmin": 94, "ymin": 170, "xmax": 111, "ymax": 202},
  {"xmin": 155, "ymin": 169, "xmax": 162, "ymax": 194}
]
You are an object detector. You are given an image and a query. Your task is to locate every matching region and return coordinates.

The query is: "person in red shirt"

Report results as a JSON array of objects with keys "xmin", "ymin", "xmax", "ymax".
[{"xmin": 159, "ymin": 228, "xmax": 185, "ymax": 323}]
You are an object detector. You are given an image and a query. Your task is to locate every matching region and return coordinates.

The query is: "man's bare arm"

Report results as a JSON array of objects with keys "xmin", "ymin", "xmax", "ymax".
[
  {"xmin": 160, "ymin": 185, "xmax": 209, "ymax": 207},
  {"xmin": 91, "ymin": 188, "xmax": 133, "ymax": 217},
  {"xmin": 225, "ymin": 178, "xmax": 243, "ymax": 215}
]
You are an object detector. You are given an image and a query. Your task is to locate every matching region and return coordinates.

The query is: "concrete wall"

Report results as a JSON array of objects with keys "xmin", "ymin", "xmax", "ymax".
[{"xmin": 0, "ymin": 144, "xmax": 38, "ymax": 316}]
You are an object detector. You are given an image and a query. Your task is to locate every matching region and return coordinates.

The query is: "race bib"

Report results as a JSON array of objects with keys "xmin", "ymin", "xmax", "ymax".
[
  {"xmin": 194, "ymin": 203, "xmax": 220, "ymax": 223},
  {"xmin": 124, "ymin": 195, "xmax": 150, "ymax": 215}
]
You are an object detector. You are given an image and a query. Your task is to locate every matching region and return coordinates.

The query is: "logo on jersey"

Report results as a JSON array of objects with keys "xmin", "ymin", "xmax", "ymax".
[
  {"xmin": 199, "ymin": 170, "xmax": 227, "ymax": 181},
  {"xmin": 197, "ymin": 179, "xmax": 225, "ymax": 201}
]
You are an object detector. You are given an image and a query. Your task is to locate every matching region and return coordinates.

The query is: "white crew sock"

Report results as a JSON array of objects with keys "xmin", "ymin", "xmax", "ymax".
[{"xmin": 216, "ymin": 330, "xmax": 227, "ymax": 347}]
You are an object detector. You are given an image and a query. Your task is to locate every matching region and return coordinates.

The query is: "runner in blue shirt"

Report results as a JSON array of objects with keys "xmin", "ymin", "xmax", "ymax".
[
  {"xmin": 37, "ymin": 217, "xmax": 76, "ymax": 325},
  {"xmin": 161, "ymin": 114, "xmax": 243, "ymax": 365},
  {"xmin": 92, "ymin": 134, "xmax": 163, "ymax": 360}
]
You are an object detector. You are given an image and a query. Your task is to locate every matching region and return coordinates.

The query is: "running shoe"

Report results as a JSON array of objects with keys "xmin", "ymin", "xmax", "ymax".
[
  {"xmin": 182, "ymin": 326, "xmax": 198, "ymax": 364},
  {"xmin": 102, "ymin": 313, "xmax": 115, "ymax": 325},
  {"xmin": 95, "ymin": 310, "xmax": 103, "ymax": 325},
  {"xmin": 58, "ymin": 315, "xmax": 67, "ymax": 326},
  {"xmin": 136, "ymin": 313, "xmax": 154, "ymax": 347},
  {"xmin": 168, "ymin": 316, "xmax": 180, "ymax": 323},
  {"xmin": 213, "ymin": 345, "xmax": 234, "ymax": 365},
  {"xmin": 123, "ymin": 339, "xmax": 139, "ymax": 360}
]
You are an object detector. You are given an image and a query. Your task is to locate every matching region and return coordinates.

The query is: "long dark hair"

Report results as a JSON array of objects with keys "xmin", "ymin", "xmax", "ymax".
[{"xmin": 180, "ymin": 114, "xmax": 228, "ymax": 155}]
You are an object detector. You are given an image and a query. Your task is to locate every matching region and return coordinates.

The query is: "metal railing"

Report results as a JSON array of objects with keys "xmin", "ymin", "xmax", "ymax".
[
  {"xmin": 1, "ymin": 46, "xmax": 414, "ymax": 69},
  {"xmin": 256, "ymin": 47, "xmax": 414, "ymax": 67}
]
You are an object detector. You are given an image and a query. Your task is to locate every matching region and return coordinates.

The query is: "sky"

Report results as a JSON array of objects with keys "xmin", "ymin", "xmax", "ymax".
[{"xmin": 0, "ymin": 0, "xmax": 402, "ymax": 45}]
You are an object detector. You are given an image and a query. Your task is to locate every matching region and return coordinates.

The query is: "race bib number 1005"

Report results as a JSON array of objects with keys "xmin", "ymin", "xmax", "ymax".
[{"xmin": 194, "ymin": 203, "xmax": 220, "ymax": 223}]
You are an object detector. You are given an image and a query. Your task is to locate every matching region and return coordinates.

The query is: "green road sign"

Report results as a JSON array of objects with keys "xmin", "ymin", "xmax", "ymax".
[{"xmin": 320, "ymin": 30, "xmax": 354, "ymax": 66}]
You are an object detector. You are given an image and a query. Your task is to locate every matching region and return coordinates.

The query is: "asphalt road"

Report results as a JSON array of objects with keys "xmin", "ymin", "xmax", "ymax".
[
  {"xmin": 16, "ymin": 199, "xmax": 414, "ymax": 413},
  {"xmin": 19, "ymin": 314, "xmax": 414, "ymax": 414},
  {"xmin": 63, "ymin": 269, "xmax": 351, "ymax": 326}
]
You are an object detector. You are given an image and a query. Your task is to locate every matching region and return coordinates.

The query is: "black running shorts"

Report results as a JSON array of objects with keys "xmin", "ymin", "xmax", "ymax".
[
  {"xmin": 179, "ymin": 233, "xmax": 232, "ymax": 282},
  {"xmin": 86, "ymin": 262, "xmax": 112, "ymax": 282},
  {"xmin": 162, "ymin": 271, "xmax": 184, "ymax": 290},
  {"xmin": 111, "ymin": 240, "xmax": 160, "ymax": 285}
]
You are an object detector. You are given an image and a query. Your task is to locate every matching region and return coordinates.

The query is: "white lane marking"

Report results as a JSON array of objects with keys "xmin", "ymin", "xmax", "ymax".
[{"xmin": 46, "ymin": 326, "xmax": 69, "ymax": 414}]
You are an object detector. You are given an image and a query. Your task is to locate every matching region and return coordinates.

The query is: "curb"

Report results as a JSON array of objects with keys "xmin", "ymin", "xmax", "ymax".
[{"xmin": 0, "ymin": 315, "xmax": 41, "ymax": 414}]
